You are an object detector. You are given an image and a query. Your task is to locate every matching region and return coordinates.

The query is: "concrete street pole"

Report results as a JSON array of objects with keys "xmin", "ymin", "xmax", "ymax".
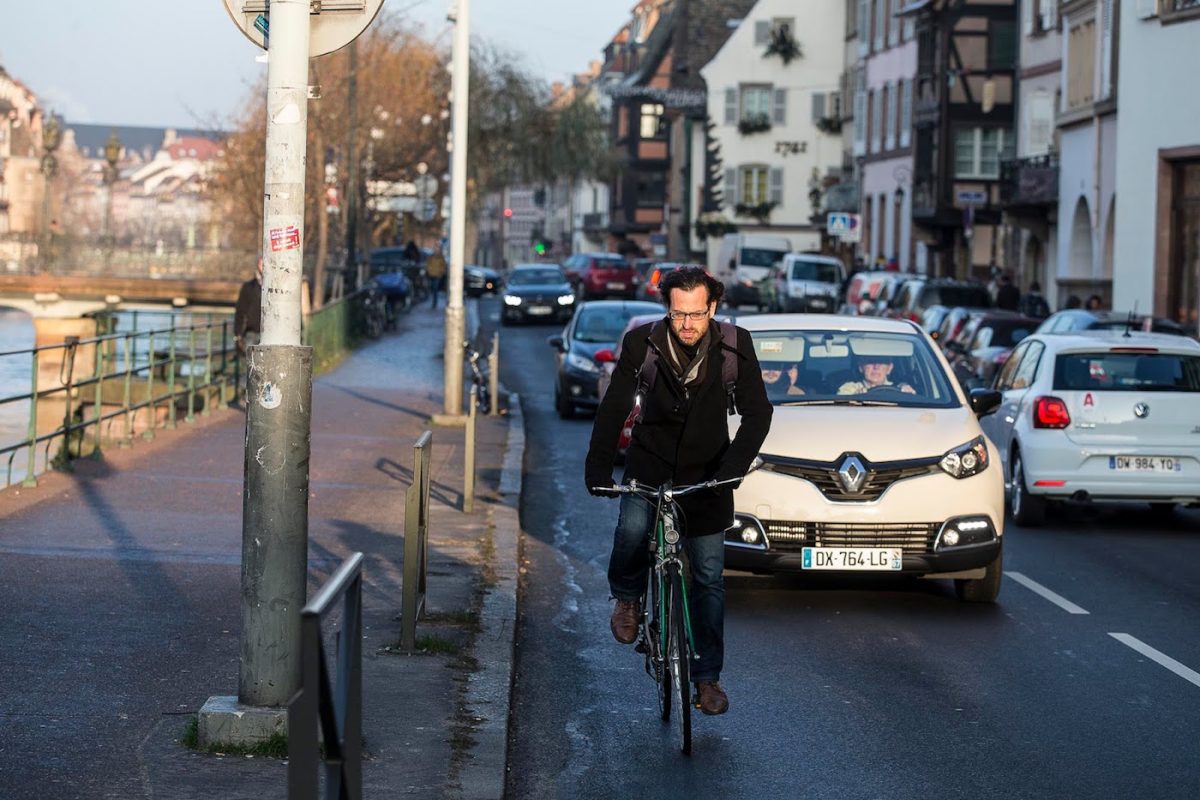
[
  {"xmin": 240, "ymin": 0, "xmax": 313, "ymax": 709},
  {"xmin": 442, "ymin": 0, "xmax": 470, "ymax": 417}
]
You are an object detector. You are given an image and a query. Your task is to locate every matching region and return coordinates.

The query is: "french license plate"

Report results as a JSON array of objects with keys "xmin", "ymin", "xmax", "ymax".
[
  {"xmin": 527, "ymin": 305, "xmax": 552, "ymax": 315},
  {"xmin": 1108, "ymin": 456, "xmax": 1182, "ymax": 472},
  {"xmin": 809, "ymin": 298, "xmax": 829, "ymax": 308},
  {"xmin": 802, "ymin": 547, "xmax": 902, "ymax": 571},
  {"xmin": 606, "ymin": 282, "xmax": 626, "ymax": 290}
]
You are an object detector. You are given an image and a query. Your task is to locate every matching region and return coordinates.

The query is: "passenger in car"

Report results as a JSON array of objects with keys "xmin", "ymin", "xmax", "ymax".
[
  {"xmin": 761, "ymin": 363, "xmax": 806, "ymax": 396},
  {"xmin": 837, "ymin": 355, "xmax": 916, "ymax": 395}
]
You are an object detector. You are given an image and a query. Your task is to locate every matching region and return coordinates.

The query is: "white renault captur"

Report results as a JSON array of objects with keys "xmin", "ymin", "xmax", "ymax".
[
  {"xmin": 977, "ymin": 330, "xmax": 1200, "ymax": 526},
  {"xmin": 728, "ymin": 315, "xmax": 1006, "ymax": 602}
]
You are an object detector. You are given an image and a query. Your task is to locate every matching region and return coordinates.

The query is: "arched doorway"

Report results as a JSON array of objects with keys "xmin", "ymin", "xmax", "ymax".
[
  {"xmin": 1069, "ymin": 197, "xmax": 1093, "ymax": 278},
  {"xmin": 1023, "ymin": 234, "xmax": 1045, "ymax": 291}
]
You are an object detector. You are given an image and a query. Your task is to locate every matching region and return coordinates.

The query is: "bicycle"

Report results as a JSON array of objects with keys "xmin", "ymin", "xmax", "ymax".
[
  {"xmin": 592, "ymin": 476, "xmax": 742, "ymax": 755},
  {"xmin": 465, "ymin": 341, "xmax": 491, "ymax": 414}
]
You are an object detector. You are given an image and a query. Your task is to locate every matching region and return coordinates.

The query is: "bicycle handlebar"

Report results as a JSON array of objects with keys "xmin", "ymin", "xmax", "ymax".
[{"xmin": 591, "ymin": 476, "xmax": 743, "ymax": 499}]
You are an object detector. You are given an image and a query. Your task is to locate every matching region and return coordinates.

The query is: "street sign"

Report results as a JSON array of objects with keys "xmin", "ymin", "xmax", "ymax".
[
  {"xmin": 223, "ymin": 0, "xmax": 385, "ymax": 58},
  {"xmin": 956, "ymin": 189, "xmax": 988, "ymax": 205},
  {"xmin": 827, "ymin": 212, "xmax": 861, "ymax": 243}
]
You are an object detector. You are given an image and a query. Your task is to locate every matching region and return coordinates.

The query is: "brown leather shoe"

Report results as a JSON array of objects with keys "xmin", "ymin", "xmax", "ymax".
[
  {"xmin": 610, "ymin": 600, "xmax": 639, "ymax": 644},
  {"xmin": 694, "ymin": 681, "xmax": 729, "ymax": 715}
]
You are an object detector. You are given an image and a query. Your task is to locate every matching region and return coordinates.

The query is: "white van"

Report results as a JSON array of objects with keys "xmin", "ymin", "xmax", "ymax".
[
  {"xmin": 769, "ymin": 253, "xmax": 846, "ymax": 313},
  {"xmin": 715, "ymin": 233, "xmax": 791, "ymax": 308}
]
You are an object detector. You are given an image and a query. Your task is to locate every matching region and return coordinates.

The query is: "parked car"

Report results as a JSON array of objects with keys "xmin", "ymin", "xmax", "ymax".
[
  {"xmin": 978, "ymin": 330, "xmax": 1200, "ymax": 526},
  {"xmin": 547, "ymin": 300, "xmax": 662, "ymax": 418},
  {"xmin": 893, "ymin": 279, "xmax": 992, "ymax": 322},
  {"xmin": 945, "ymin": 312, "xmax": 1040, "ymax": 389},
  {"xmin": 842, "ymin": 270, "xmax": 908, "ymax": 316},
  {"xmin": 500, "ymin": 264, "xmax": 576, "ymax": 325},
  {"xmin": 920, "ymin": 304, "xmax": 953, "ymax": 342},
  {"xmin": 562, "ymin": 252, "xmax": 638, "ymax": 299},
  {"xmin": 725, "ymin": 314, "xmax": 1006, "ymax": 602},
  {"xmin": 762, "ymin": 253, "xmax": 845, "ymax": 313},
  {"xmin": 1035, "ymin": 309, "xmax": 1190, "ymax": 337},
  {"xmin": 465, "ymin": 265, "xmax": 501, "ymax": 297},
  {"xmin": 716, "ymin": 232, "xmax": 792, "ymax": 308}
]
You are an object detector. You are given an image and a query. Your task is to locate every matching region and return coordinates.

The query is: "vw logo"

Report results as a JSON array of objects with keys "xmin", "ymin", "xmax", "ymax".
[
  {"xmin": 837, "ymin": 455, "xmax": 868, "ymax": 494},
  {"xmin": 1134, "ymin": 403, "xmax": 1150, "ymax": 419}
]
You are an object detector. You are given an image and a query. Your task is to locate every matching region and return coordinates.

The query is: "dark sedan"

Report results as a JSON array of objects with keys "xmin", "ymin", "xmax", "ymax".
[
  {"xmin": 548, "ymin": 299, "xmax": 662, "ymax": 418},
  {"xmin": 501, "ymin": 265, "xmax": 576, "ymax": 325}
]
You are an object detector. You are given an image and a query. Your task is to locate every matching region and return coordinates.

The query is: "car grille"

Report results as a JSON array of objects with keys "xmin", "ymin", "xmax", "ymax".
[
  {"xmin": 761, "ymin": 520, "xmax": 940, "ymax": 554},
  {"xmin": 764, "ymin": 455, "xmax": 940, "ymax": 502}
]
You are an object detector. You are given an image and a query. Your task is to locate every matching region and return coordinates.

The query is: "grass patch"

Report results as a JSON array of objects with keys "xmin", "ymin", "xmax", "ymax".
[
  {"xmin": 180, "ymin": 716, "xmax": 289, "ymax": 759},
  {"xmin": 413, "ymin": 634, "xmax": 461, "ymax": 655},
  {"xmin": 423, "ymin": 609, "xmax": 480, "ymax": 628}
]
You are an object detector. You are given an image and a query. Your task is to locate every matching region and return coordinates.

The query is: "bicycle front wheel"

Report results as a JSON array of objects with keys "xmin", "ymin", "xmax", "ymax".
[{"xmin": 667, "ymin": 568, "xmax": 691, "ymax": 755}]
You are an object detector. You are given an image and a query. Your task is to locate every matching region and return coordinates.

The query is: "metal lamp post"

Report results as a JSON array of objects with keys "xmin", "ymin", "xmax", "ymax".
[
  {"xmin": 103, "ymin": 132, "xmax": 121, "ymax": 265},
  {"xmin": 440, "ymin": 0, "xmax": 470, "ymax": 418},
  {"xmin": 39, "ymin": 114, "xmax": 62, "ymax": 272}
]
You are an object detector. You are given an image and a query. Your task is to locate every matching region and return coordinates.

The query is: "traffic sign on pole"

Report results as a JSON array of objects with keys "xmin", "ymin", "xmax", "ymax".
[
  {"xmin": 223, "ymin": 0, "xmax": 385, "ymax": 58},
  {"xmin": 827, "ymin": 212, "xmax": 862, "ymax": 243}
]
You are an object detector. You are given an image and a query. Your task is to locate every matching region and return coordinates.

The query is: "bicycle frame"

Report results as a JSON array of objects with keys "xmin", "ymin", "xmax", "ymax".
[{"xmin": 649, "ymin": 498, "xmax": 697, "ymax": 663}]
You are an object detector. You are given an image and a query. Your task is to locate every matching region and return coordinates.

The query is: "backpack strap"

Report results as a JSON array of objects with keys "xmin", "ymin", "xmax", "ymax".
[
  {"xmin": 718, "ymin": 320, "xmax": 740, "ymax": 415},
  {"xmin": 633, "ymin": 321, "xmax": 662, "ymax": 423}
]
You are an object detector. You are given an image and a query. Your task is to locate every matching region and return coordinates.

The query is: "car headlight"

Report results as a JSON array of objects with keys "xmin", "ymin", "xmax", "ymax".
[
  {"xmin": 566, "ymin": 352, "xmax": 599, "ymax": 373},
  {"xmin": 503, "ymin": 295, "xmax": 522, "ymax": 306},
  {"xmin": 939, "ymin": 436, "xmax": 989, "ymax": 479},
  {"xmin": 557, "ymin": 293, "xmax": 575, "ymax": 305}
]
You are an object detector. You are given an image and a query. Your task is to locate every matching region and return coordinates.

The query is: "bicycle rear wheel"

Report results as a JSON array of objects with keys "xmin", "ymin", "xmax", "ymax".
[{"xmin": 667, "ymin": 568, "xmax": 691, "ymax": 755}]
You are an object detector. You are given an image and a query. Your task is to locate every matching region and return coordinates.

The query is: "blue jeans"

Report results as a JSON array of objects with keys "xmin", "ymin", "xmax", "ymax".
[{"xmin": 607, "ymin": 494, "xmax": 725, "ymax": 683}]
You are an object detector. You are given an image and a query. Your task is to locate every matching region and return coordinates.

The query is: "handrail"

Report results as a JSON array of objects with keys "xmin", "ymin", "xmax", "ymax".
[
  {"xmin": 288, "ymin": 552, "xmax": 365, "ymax": 800},
  {"xmin": 0, "ymin": 316, "xmax": 238, "ymax": 486},
  {"xmin": 401, "ymin": 431, "xmax": 433, "ymax": 651}
]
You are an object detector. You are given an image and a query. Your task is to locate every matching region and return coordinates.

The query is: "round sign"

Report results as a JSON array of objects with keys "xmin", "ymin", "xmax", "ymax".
[
  {"xmin": 223, "ymin": 0, "xmax": 386, "ymax": 59},
  {"xmin": 414, "ymin": 174, "xmax": 438, "ymax": 199}
]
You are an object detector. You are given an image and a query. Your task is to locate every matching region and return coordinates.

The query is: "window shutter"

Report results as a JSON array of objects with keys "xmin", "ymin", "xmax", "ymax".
[
  {"xmin": 1023, "ymin": 0, "xmax": 1034, "ymax": 34},
  {"xmin": 812, "ymin": 91, "xmax": 826, "ymax": 123},
  {"xmin": 900, "ymin": 79, "xmax": 912, "ymax": 147},
  {"xmin": 1100, "ymin": 0, "xmax": 1114, "ymax": 100},
  {"xmin": 724, "ymin": 88, "xmax": 737, "ymax": 125},
  {"xmin": 724, "ymin": 167, "xmax": 738, "ymax": 207},
  {"xmin": 887, "ymin": 0, "xmax": 898, "ymax": 47},
  {"xmin": 769, "ymin": 167, "xmax": 784, "ymax": 205},
  {"xmin": 773, "ymin": 89, "xmax": 787, "ymax": 125},
  {"xmin": 754, "ymin": 20, "xmax": 770, "ymax": 45}
]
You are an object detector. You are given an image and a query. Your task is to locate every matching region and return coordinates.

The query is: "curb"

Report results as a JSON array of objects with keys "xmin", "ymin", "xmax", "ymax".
[{"xmin": 458, "ymin": 390, "xmax": 522, "ymax": 800}]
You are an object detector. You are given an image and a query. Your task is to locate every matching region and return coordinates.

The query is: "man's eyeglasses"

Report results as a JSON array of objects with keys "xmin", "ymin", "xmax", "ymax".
[{"xmin": 667, "ymin": 310, "xmax": 709, "ymax": 322}]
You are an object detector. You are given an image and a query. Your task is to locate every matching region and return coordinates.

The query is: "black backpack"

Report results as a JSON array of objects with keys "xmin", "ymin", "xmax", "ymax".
[{"xmin": 634, "ymin": 320, "xmax": 741, "ymax": 419}]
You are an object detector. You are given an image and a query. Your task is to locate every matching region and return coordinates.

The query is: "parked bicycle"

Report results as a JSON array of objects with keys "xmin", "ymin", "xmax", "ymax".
[
  {"xmin": 592, "ymin": 476, "xmax": 742, "ymax": 755},
  {"xmin": 465, "ymin": 341, "xmax": 491, "ymax": 414}
]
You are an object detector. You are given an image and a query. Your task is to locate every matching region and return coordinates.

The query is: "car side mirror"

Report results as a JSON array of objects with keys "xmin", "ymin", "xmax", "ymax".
[
  {"xmin": 547, "ymin": 335, "xmax": 565, "ymax": 351},
  {"xmin": 968, "ymin": 388, "xmax": 1002, "ymax": 418},
  {"xmin": 594, "ymin": 348, "xmax": 616, "ymax": 364}
]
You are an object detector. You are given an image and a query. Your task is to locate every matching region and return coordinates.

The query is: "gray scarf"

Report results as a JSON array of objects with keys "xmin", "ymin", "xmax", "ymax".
[{"xmin": 665, "ymin": 326, "xmax": 711, "ymax": 385}]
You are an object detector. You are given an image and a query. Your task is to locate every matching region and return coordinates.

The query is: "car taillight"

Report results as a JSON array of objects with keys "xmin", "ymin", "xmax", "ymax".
[
  {"xmin": 651, "ymin": 268, "xmax": 662, "ymax": 286},
  {"xmin": 1033, "ymin": 396, "xmax": 1071, "ymax": 429}
]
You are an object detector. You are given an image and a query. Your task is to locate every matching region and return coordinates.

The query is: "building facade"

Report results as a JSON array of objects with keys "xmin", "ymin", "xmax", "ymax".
[
  {"xmin": 1112, "ymin": 0, "xmax": 1200, "ymax": 333},
  {"xmin": 700, "ymin": 0, "xmax": 847, "ymax": 265}
]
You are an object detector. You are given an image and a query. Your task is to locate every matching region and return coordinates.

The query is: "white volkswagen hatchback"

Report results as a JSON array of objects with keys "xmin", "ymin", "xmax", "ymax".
[
  {"xmin": 727, "ymin": 315, "xmax": 1006, "ymax": 602},
  {"xmin": 977, "ymin": 330, "xmax": 1200, "ymax": 526}
]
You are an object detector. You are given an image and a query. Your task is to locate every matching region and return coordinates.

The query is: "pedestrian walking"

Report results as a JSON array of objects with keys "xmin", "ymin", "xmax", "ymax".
[
  {"xmin": 426, "ymin": 249, "xmax": 447, "ymax": 309},
  {"xmin": 1018, "ymin": 281, "xmax": 1051, "ymax": 319},
  {"xmin": 1085, "ymin": 294, "xmax": 1104, "ymax": 311},
  {"xmin": 235, "ymin": 258, "xmax": 263, "ymax": 355},
  {"xmin": 995, "ymin": 273, "xmax": 1021, "ymax": 311}
]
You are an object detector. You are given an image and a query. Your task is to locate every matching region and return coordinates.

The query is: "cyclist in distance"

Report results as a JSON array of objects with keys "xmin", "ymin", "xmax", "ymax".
[{"xmin": 585, "ymin": 267, "xmax": 773, "ymax": 716}]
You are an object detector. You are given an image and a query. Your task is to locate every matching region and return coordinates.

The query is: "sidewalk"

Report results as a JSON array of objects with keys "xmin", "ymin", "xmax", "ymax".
[{"xmin": 0, "ymin": 300, "xmax": 520, "ymax": 799}]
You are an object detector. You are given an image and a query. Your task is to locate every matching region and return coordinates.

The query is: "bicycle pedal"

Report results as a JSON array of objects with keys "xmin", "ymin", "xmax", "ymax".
[{"xmin": 634, "ymin": 638, "xmax": 648, "ymax": 654}]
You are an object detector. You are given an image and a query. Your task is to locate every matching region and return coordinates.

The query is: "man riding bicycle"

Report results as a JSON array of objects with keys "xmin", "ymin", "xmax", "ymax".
[{"xmin": 585, "ymin": 267, "xmax": 772, "ymax": 716}]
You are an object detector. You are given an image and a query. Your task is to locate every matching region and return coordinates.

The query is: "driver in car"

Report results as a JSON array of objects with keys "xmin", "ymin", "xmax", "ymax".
[{"xmin": 837, "ymin": 355, "xmax": 915, "ymax": 395}]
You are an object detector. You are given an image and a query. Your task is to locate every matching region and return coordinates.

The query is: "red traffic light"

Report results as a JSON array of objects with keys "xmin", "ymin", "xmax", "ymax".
[{"xmin": 503, "ymin": 208, "xmax": 513, "ymax": 218}]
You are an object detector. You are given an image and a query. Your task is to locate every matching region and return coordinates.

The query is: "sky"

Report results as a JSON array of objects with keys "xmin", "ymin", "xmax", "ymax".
[{"xmin": 1, "ymin": 0, "xmax": 630, "ymax": 129}]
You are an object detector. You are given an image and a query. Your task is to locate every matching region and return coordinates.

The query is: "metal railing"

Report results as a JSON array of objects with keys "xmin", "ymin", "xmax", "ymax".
[
  {"xmin": 288, "ymin": 552, "xmax": 364, "ymax": 800},
  {"xmin": 0, "ymin": 314, "xmax": 237, "ymax": 487},
  {"xmin": 303, "ymin": 288, "xmax": 371, "ymax": 374},
  {"xmin": 401, "ymin": 431, "xmax": 432, "ymax": 651}
]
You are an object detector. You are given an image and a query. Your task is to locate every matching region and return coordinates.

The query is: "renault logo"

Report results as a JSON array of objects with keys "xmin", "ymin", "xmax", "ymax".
[
  {"xmin": 1134, "ymin": 403, "xmax": 1150, "ymax": 419},
  {"xmin": 837, "ymin": 455, "xmax": 868, "ymax": 494}
]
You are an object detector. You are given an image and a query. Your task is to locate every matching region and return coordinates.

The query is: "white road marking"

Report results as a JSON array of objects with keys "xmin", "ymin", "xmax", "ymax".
[
  {"xmin": 1004, "ymin": 571, "xmax": 1091, "ymax": 615},
  {"xmin": 1109, "ymin": 633, "xmax": 1200, "ymax": 690}
]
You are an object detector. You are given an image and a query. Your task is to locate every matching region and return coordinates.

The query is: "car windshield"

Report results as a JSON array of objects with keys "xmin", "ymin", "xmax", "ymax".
[
  {"xmin": 741, "ymin": 248, "xmax": 786, "ymax": 268},
  {"xmin": 1054, "ymin": 352, "xmax": 1200, "ymax": 392},
  {"xmin": 508, "ymin": 269, "xmax": 565, "ymax": 286},
  {"xmin": 979, "ymin": 320, "xmax": 1034, "ymax": 349},
  {"xmin": 925, "ymin": 285, "xmax": 991, "ymax": 308},
  {"xmin": 790, "ymin": 260, "xmax": 842, "ymax": 283},
  {"xmin": 751, "ymin": 329, "xmax": 961, "ymax": 408},
  {"xmin": 574, "ymin": 305, "xmax": 660, "ymax": 343}
]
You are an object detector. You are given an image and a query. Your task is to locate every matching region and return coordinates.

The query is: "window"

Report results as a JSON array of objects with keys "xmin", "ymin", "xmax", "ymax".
[
  {"xmin": 740, "ymin": 166, "xmax": 770, "ymax": 206},
  {"xmin": 741, "ymin": 86, "xmax": 773, "ymax": 122},
  {"xmin": 887, "ymin": 0, "xmax": 899, "ymax": 47},
  {"xmin": 885, "ymin": 82, "xmax": 897, "ymax": 150},
  {"xmin": 899, "ymin": 79, "xmax": 912, "ymax": 147},
  {"xmin": 869, "ymin": 89, "xmax": 882, "ymax": 153},
  {"xmin": 858, "ymin": 0, "xmax": 871, "ymax": 52},
  {"xmin": 773, "ymin": 89, "xmax": 788, "ymax": 125},
  {"xmin": 1065, "ymin": 20, "xmax": 1097, "ymax": 111},
  {"xmin": 635, "ymin": 172, "xmax": 665, "ymax": 206},
  {"xmin": 755, "ymin": 20, "xmax": 771, "ymax": 45},
  {"xmin": 640, "ymin": 103, "xmax": 665, "ymax": 139},
  {"xmin": 853, "ymin": 69, "xmax": 867, "ymax": 152},
  {"xmin": 724, "ymin": 88, "xmax": 737, "ymax": 125},
  {"xmin": 874, "ymin": 0, "xmax": 886, "ymax": 50},
  {"xmin": 954, "ymin": 128, "xmax": 1014, "ymax": 179},
  {"xmin": 1025, "ymin": 91, "xmax": 1054, "ymax": 156},
  {"xmin": 988, "ymin": 21, "xmax": 1018, "ymax": 71}
]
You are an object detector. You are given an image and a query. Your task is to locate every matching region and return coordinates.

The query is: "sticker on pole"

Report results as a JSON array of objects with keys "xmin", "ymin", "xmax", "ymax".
[{"xmin": 270, "ymin": 226, "xmax": 301, "ymax": 252}]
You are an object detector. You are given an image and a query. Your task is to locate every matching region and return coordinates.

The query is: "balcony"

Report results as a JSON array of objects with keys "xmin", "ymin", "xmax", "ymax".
[{"xmin": 999, "ymin": 154, "xmax": 1059, "ymax": 209}]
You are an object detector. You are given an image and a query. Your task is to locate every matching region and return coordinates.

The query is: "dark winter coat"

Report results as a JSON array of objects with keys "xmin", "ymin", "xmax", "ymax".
[{"xmin": 584, "ymin": 320, "xmax": 773, "ymax": 537}]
